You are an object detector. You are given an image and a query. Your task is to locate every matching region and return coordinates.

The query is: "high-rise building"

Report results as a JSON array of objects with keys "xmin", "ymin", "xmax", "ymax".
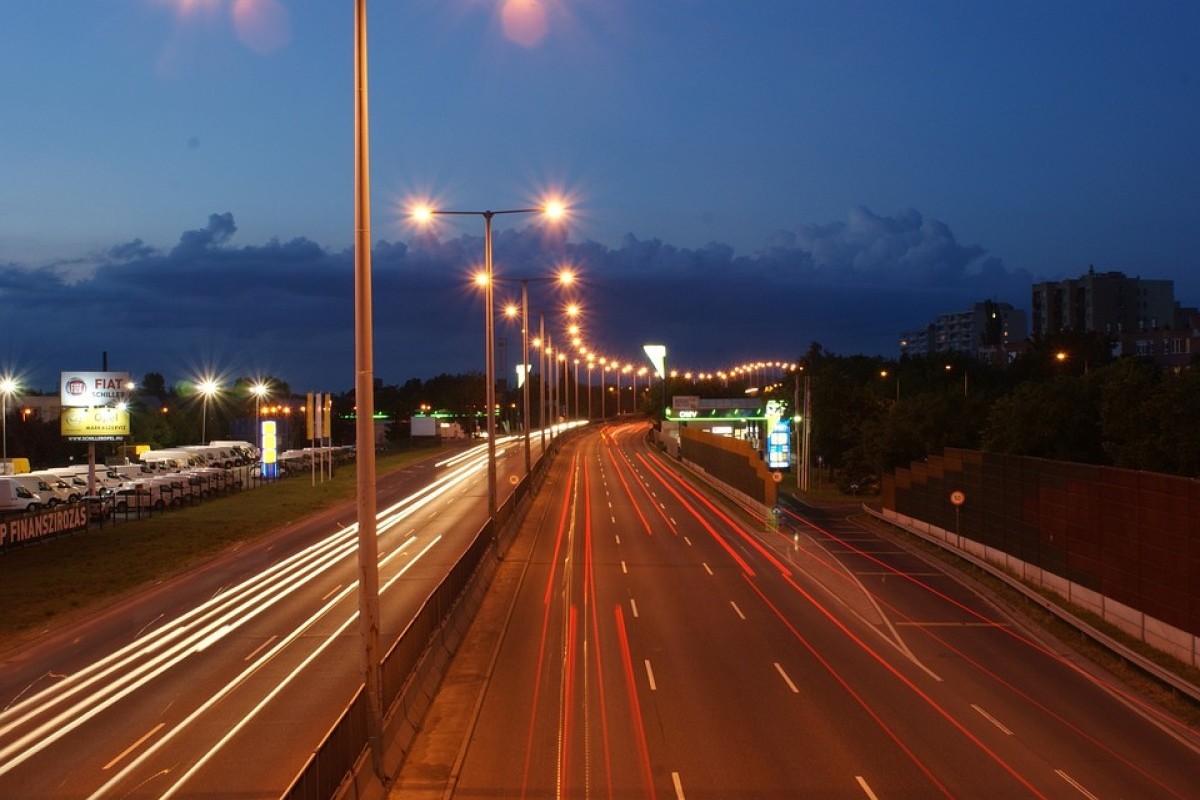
[{"xmin": 1030, "ymin": 267, "xmax": 1175, "ymax": 338}]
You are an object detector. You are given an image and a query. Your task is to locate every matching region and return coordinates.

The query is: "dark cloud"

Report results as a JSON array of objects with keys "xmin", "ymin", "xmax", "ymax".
[{"xmin": 1, "ymin": 208, "xmax": 1033, "ymax": 392}]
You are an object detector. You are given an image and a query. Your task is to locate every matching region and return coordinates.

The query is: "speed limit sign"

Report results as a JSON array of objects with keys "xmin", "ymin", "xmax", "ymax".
[{"xmin": 950, "ymin": 490, "xmax": 966, "ymax": 506}]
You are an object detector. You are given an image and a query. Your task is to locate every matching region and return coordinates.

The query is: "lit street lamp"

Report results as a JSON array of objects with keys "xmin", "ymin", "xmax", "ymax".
[
  {"xmin": 251, "ymin": 381, "xmax": 270, "ymax": 449},
  {"xmin": 198, "ymin": 378, "xmax": 220, "ymax": 443},
  {"xmin": 0, "ymin": 376, "xmax": 17, "ymax": 472},
  {"xmin": 501, "ymin": 270, "xmax": 572, "ymax": 475},
  {"xmin": 412, "ymin": 202, "xmax": 564, "ymax": 517}
]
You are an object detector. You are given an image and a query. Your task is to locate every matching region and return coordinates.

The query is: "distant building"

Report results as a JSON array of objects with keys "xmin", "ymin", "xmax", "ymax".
[
  {"xmin": 1114, "ymin": 306, "xmax": 1200, "ymax": 368},
  {"xmin": 899, "ymin": 301, "xmax": 1027, "ymax": 361},
  {"xmin": 1031, "ymin": 267, "xmax": 1199, "ymax": 368},
  {"xmin": 1030, "ymin": 267, "xmax": 1175, "ymax": 339}
]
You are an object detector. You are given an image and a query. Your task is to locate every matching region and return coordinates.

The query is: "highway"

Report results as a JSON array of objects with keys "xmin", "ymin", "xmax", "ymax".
[
  {"xmin": 451, "ymin": 421, "xmax": 1200, "ymax": 799},
  {"xmin": 0, "ymin": 429, "xmax": 565, "ymax": 799}
]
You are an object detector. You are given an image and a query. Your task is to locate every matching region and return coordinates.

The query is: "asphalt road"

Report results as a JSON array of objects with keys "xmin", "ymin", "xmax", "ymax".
[
  {"xmin": 0, "ymin": 429, "xmax": 566, "ymax": 800},
  {"xmin": 446, "ymin": 422, "xmax": 1200, "ymax": 799}
]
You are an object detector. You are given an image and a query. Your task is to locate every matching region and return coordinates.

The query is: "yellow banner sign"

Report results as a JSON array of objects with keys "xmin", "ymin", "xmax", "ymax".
[{"xmin": 60, "ymin": 406, "xmax": 131, "ymax": 441}]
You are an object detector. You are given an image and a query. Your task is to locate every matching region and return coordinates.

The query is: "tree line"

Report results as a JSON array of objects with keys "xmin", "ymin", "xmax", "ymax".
[{"xmin": 746, "ymin": 334, "xmax": 1200, "ymax": 493}]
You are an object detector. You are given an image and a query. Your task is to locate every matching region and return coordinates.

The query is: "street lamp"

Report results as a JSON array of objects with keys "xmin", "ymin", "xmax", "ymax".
[
  {"xmin": 501, "ymin": 269, "xmax": 573, "ymax": 475},
  {"xmin": 880, "ymin": 369, "xmax": 899, "ymax": 402},
  {"xmin": 198, "ymin": 378, "xmax": 220, "ymax": 443},
  {"xmin": 0, "ymin": 376, "xmax": 17, "ymax": 473},
  {"xmin": 586, "ymin": 358, "xmax": 595, "ymax": 419},
  {"xmin": 412, "ymin": 202, "xmax": 566, "ymax": 517},
  {"xmin": 250, "ymin": 381, "xmax": 270, "ymax": 450}
]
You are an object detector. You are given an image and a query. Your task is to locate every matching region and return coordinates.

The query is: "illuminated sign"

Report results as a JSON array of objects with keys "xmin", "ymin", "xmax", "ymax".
[
  {"xmin": 61, "ymin": 406, "xmax": 131, "ymax": 441},
  {"xmin": 60, "ymin": 371, "xmax": 132, "ymax": 408},
  {"xmin": 261, "ymin": 420, "xmax": 278, "ymax": 478},
  {"xmin": 767, "ymin": 419, "xmax": 791, "ymax": 470}
]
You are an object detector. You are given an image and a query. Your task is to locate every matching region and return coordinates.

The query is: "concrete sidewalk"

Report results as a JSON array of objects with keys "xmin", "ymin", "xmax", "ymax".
[{"xmin": 387, "ymin": 476, "xmax": 552, "ymax": 799}]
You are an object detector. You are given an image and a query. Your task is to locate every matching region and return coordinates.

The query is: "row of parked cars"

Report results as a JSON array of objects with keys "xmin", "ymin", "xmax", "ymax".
[{"xmin": 0, "ymin": 441, "xmax": 261, "ymax": 516}]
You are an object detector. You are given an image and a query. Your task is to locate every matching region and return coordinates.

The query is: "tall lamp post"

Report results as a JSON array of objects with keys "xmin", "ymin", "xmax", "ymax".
[
  {"xmin": 352, "ymin": 2, "xmax": 384, "ymax": 780},
  {"xmin": 250, "ymin": 381, "xmax": 270, "ymax": 445},
  {"xmin": 586, "ymin": 358, "xmax": 595, "ymax": 419},
  {"xmin": 501, "ymin": 270, "xmax": 573, "ymax": 475},
  {"xmin": 0, "ymin": 377, "xmax": 17, "ymax": 472},
  {"xmin": 413, "ymin": 203, "xmax": 564, "ymax": 517},
  {"xmin": 198, "ymin": 378, "xmax": 219, "ymax": 444}
]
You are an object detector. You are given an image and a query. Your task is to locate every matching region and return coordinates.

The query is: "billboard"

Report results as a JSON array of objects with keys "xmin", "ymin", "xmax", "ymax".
[
  {"xmin": 61, "ymin": 406, "xmax": 130, "ymax": 441},
  {"xmin": 60, "ymin": 372, "xmax": 133, "ymax": 408}
]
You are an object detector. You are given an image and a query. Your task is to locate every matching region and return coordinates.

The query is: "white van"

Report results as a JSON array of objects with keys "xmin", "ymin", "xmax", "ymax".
[
  {"xmin": 0, "ymin": 477, "xmax": 43, "ymax": 513},
  {"xmin": 26, "ymin": 472, "xmax": 81, "ymax": 504},
  {"xmin": 11, "ymin": 475, "xmax": 70, "ymax": 507}
]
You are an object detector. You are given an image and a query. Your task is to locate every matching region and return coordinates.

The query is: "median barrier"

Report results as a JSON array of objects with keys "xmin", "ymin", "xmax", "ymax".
[{"xmin": 284, "ymin": 424, "xmax": 585, "ymax": 800}]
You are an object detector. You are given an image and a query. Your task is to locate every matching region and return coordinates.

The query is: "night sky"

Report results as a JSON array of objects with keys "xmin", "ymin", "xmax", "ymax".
[{"xmin": 3, "ymin": 1, "xmax": 1198, "ymax": 392}]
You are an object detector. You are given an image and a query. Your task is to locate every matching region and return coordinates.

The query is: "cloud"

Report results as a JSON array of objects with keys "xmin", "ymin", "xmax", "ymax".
[{"xmin": 0, "ymin": 208, "xmax": 1032, "ymax": 391}]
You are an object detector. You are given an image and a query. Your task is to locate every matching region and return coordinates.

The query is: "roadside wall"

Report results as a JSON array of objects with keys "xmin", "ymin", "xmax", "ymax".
[
  {"xmin": 882, "ymin": 448, "xmax": 1200, "ymax": 665},
  {"xmin": 679, "ymin": 427, "xmax": 776, "ymax": 507}
]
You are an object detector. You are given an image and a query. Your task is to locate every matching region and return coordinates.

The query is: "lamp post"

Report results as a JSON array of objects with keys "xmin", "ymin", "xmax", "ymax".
[
  {"xmin": 537, "ymin": 314, "xmax": 547, "ymax": 449},
  {"xmin": 198, "ymin": 378, "xmax": 219, "ymax": 444},
  {"xmin": 250, "ymin": 381, "xmax": 270, "ymax": 447},
  {"xmin": 555, "ymin": 352, "xmax": 565, "ymax": 426},
  {"xmin": 351, "ymin": 2, "xmax": 383, "ymax": 779},
  {"xmin": 586, "ymin": 359, "xmax": 595, "ymax": 419},
  {"xmin": 503, "ymin": 271, "xmax": 572, "ymax": 475},
  {"xmin": 0, "ymin": 377, "xmax": 16, "ymax": 472},
  {"xmin": 412, "ymin": 203, "xmax": 564, "ymax": 517},
  {"xmin": 600, "ymin": 360, "xmax": 607, "ymax": 420},
  {"xmin": 615, "ymin": 365, "xmax": 623, "ymax": 416}
]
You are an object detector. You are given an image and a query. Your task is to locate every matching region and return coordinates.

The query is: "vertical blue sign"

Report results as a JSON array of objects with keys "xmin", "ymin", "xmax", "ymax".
[{"xmin": 767, "ymin": 419, "xmax": 791, "ymax": 470}]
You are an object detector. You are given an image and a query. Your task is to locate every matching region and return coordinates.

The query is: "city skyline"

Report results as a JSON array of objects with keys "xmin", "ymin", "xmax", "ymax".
[{"xmin": 3, "ymin": 2, "xmax": 1198, "ymax": 390}]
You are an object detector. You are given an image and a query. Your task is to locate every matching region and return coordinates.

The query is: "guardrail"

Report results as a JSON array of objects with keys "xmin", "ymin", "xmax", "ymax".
[{"xmin": 282, "ymin": 427, "xmax": 573, "ymax": 800}]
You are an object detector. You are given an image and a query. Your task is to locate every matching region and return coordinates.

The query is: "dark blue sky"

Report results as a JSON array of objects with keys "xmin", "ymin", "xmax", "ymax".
[{"xmin": 2, "ymin": 2, "xmax": 1198, "ymax": 392}]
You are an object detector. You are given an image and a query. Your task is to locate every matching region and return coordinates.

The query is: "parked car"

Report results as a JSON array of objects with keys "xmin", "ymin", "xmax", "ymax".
[{"xmin": 83, "ymin": 493, "xmax": 114, "ymax": 521}]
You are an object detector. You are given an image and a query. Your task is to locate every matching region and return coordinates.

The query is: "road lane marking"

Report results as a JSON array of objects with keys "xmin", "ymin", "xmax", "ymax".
[
  {"xmin": 243, "ymin": 635, "xmax": 279, "ymax": 663},
  {"xmin": 971, "ymin": 704, "xmax": 1013, "ymax": 735},
  {"xmin": 621, "ymin": 561, "xmax": 627, "ymax": 573},
  {"xmin": 730, "ymin": 601, "xmax": 746, "ymax": 620},
  {"xmin": 630, "ymin": 598, "xmax": 639, "ymax": 618},
  {"xmin": 1055, "ymin": 769, "xmax": 1100, "ymax": 799},
  {"xmin": 774, "ymin": 662, "xmax": 799, "ymax": 693},
  {"xmin": 702, "ymin": 563, "xmax": 713, "ymax": 576},
  {"xmin": 644, "ymin": 660, "xmax": 657, "ymax": 691},
  {"xmin": 615, "ymin": 534, "xmax": 621, "ymax": 545},
  {"xmin": 683, "ymin": 536, "xmax": 692, "ymax": 546},
  {"xmin": 855, "ymin": 776, "xmax": 879, "ymax": 799},
  {"xmin": 321, "ymin": 584, "xmax": 343, "ymax": 602},
  {"xmin": 103, "ymin": 722, "xmax": 165, "ymax": 770},
  {"xmin": 672, "ymin": 771, "xmax": 685, "ymax": 799}
]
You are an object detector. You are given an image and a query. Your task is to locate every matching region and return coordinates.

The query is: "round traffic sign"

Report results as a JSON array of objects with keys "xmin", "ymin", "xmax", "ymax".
[{"xmin": 950, "ymin": 490, "xmax": 966, "ymax": 506}]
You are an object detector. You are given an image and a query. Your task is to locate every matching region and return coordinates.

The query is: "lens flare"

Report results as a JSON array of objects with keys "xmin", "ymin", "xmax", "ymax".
[{"xmin": 500, "ymin": 0, "xmax": 549, "ymax": 48}]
